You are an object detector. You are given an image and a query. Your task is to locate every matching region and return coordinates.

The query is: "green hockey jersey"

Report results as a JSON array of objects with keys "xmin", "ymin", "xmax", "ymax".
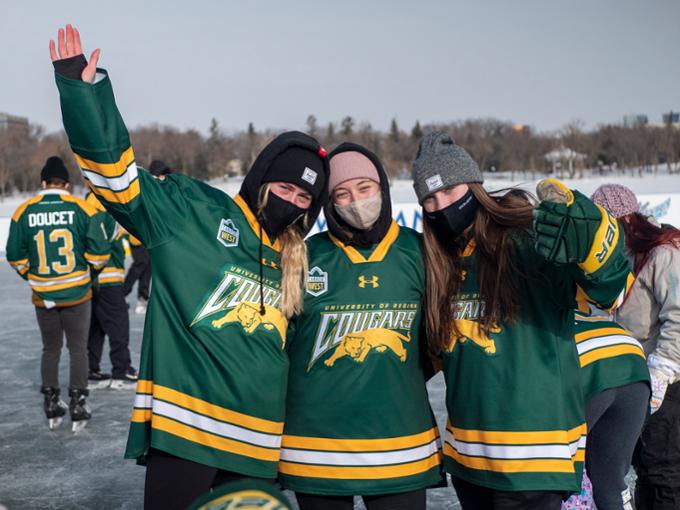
[
  {"xmin": 574, "ymin": 292, "xmax": 649, "ymax": 401},
  {"xmin": 6, "ymin": 189, "xmax": 110, "ymax": 307},
  {"xmin": 441, "ymin": 227, "xmax": 631, "ymax": 492},
  {"xmin": 55, "ymin": 70, "xmax": 293, "ymax": 477},
  {"xmin": 86, "ymin": 192, "xmax": 126, "ymax": 286},
  {"xmin": 280, "ymin": 223, "xmax": 443, "ymax": 496}
]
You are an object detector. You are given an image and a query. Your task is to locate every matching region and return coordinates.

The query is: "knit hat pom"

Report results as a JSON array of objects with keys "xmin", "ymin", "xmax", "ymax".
[
  {"xmin": 591, "ymin": 184, "xmax": 639, "ymax": 218},
  {"xmin": 328, "ymin": 151, "xmax": 380, "ymax": 192}
]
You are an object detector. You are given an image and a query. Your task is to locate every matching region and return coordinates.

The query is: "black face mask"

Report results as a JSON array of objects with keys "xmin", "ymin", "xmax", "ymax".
[
  {"xmin": 425, "ymin": 189, "xmax": 478, "ymax": 239},
  {"xmin": 261, "ymin": 192, "xmax": 306, "ymax": 239}
]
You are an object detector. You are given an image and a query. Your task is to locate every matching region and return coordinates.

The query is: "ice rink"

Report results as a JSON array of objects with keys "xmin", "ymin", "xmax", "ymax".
[{"xmin": 0, "ymin": 262, "xmax": 459, "ymax": 509}]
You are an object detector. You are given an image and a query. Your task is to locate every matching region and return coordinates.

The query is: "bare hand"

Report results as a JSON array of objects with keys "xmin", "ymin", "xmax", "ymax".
[{"xmin": 49, "ymin": 24, "xmax": 100, "ymax": 83}]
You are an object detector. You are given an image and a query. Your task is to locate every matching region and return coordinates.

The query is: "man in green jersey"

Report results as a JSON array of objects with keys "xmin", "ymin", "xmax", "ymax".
[
  {"xmin": 49, "ymin": 24, "xmax": 329, "ymax": 510},
  {"xmin": 6, "ymin": 156, "xmax": 110, "ymax": 432}
]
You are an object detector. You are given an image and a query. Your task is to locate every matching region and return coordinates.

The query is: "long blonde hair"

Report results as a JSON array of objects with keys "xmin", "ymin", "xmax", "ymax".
[{"xmin": 258, "ymin": 184, "xmax": 309, "ymax": 318}]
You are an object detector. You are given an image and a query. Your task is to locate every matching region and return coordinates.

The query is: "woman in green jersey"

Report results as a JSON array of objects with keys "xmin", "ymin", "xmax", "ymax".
[
  {"xmin": 281, "ymin": 143, "xmax": 443, "ymax": 510},
  {"xmin": 49, "ymin": 24, "xmax": 330, "ymax": 510},
  {"xmin": 412, "ymin": 132, "xmax": 632, "ymax": 510}
]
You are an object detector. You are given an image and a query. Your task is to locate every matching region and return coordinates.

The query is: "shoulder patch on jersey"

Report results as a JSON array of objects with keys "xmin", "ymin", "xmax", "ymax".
[
  {"xmin": 306, "ymin": 266, "xmax": 328, "ymax": 296},
  {"xmin": 217, "ymin": 218, "xmax": 240, "ymax": 248}
]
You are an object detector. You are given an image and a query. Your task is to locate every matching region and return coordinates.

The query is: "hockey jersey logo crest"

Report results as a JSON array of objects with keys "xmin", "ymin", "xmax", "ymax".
[
  {"xmin": 324, "ymin": 328, "xmax": 411, "ymax": 366},
  {"xmin": 307, "ymin": 266, "xmax": 328, "ymax": 297},
  {"xmin": 217, "ymin": 218, "xmax": 239, "ymax": 248},
  {"xmin": 212, "ymin": 302, "xmax": 288, "ymax": 348}
]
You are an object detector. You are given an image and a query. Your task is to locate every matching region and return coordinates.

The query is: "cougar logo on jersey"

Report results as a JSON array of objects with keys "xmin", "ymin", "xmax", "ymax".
[
  {"xmin": 212, "ymin": 302, "xmax": 288, "ymax": 348},
  {"xmin": 358, "ymin": 275, "xmax": 379, "ymax": 288},
  {"xmin": 307, "ymin": 266, "xmax": 328, "ymax": 297},
  {"xmin": 324, "ymin": 328, "xmax": 411, "ymax": 366},
  {"xmin": 191, "ymin": 266, "xmax": 287, "ymax": 346},
  {"xmin": 308, "ymin": 303, "xmax": 417, "ymax": 370},
  {"xmin": 194, "ymin": 489, "xmax": 288, "ymax": 510},
  {"xmin": 216, "ymin": 218, "xmax": 239, "ymax": 248},
  {"xmin": 447, "ymin": 297, "xmax": 500, "ymax": 355}
]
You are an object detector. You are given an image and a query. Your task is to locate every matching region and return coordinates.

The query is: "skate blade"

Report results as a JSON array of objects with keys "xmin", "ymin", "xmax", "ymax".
[
  {"xmin": 48, "ymin": 417, "xmax": 63, "ymax": 430},
  {"xmin": 536, "ymin": 178, "xmax": 574, "ymax": 205},
  {"xmin": 87, "ymin": 379, "xmax": 112, "ymax": 390},
  {"xmin": 109, "ymin": 380, "xmax": 136, "ymax": 390},
  {"xmin": 72, "ymin": 420, "xmax": 88, "ymax": 433}
]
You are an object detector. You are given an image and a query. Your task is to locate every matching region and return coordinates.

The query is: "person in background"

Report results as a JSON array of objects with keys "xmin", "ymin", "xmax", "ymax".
[
  {"xmin": 592, "ymin": 184, "xmax": 680, "ymax": 510},
  {"xmin": 85, "ymin": 191, "xmax": 138, "ymax": 389},
  {"xmin": 6, "ymin": 156, "xmax": 110, "ymax": 432}
]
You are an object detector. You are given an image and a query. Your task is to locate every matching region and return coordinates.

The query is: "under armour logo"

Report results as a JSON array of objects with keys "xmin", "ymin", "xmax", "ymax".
[
  {"xmin": 358, "ymin": 275, "xmax": 379, "ymax": 288},
  {"xmin": 261, "ymin": 258, "xmax": 279, "ymax": 269}
]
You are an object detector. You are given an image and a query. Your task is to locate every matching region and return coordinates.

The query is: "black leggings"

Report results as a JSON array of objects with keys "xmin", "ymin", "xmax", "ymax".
[
  {"xmin": 295, "ymin": 489, "xmax": 425, "ymax": 510},
  {"xmin": 451, "ymin": 476, "xmax": 564, "ymax": 510},
  {"xmin": 144, "ymin": 448, "xmax": 274, "ymax": 510},
  {"xmin": 585, "ymin": 381, "xmax": 650, "ymax": 510}
]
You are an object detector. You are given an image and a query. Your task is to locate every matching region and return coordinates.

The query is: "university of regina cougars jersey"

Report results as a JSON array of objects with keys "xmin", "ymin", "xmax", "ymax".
[
  {"xmin": 55, "ymin": 69, "xmax": 293, "ymax": 477},
  {"xmin": 280, "ymin": 223, "xmax": 443, "ymax": 496},
  {"xmin": 6, "ymin": 189, "xmax": 110, "ymax": 307},
  {"xmin": 442, "ymin": 225, "xmax": 632, "ymax": 492}
]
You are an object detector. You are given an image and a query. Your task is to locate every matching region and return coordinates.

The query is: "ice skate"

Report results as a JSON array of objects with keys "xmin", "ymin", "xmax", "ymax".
[
  {"xmin": 41, "ymin": 386, "xmax": 67, "ymax": 430},
  {"xmin": 69, "ymin": 388, "xmax": 92, "ymax": 433},
  {"xmin": 88, "ymin": 369, "xmax": 112, "ymax": 390}
]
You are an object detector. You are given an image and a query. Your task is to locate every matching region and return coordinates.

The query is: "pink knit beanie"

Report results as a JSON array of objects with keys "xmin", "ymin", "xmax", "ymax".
[
  {"xmin": 328, "ymin": 151, "xmax": 380, "ymax": 192},
  {"xmin": 591, "ymin": 184, "xmax": 640, "ymax": 218}
]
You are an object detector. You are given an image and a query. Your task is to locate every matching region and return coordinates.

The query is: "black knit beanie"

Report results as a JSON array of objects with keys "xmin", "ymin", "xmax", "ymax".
[
  {"xmin": 261, "ymin": 147, "xmax": 325, "ymax": 203},
  {"xmin": 40, "ymin": 156, "xmax": 70, "ymax": 183}
]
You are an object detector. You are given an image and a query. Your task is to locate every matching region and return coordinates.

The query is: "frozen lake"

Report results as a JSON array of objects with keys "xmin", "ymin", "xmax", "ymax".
[{"xmin": 0, "ymin": 262, "xmax": 458, "ymax": 509}]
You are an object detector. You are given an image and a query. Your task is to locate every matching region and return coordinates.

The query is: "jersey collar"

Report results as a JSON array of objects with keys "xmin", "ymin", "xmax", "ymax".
[
  {"xmin": 233, "ymin": 194, "xmax": 282, "ymax": 252},
  {"xmin": 329, "ymin": 220, "xmax": 400, "ymax": 264},
  {"xmin": 39, "ymin": 189, "xmax": 70, "ymax": 195}
]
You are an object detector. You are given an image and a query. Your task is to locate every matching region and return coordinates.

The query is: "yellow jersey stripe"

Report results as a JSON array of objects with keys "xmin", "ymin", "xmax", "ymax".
[
  {"xmin": 74, "ymin": 147, "xmax": 135, "ymax": 179},
  {"xmin": 89, "ymin": 179, "xmax": 141, "ymax": 205},
  {"xmin": 329, "ymin": 221, "xmax": 399, "ymax": 264},
  {"xmin": 11, "ymin": 195, "xmax": 44, "ymax": 222},
  {"xmin": 580, "ymin": 344, "xmax": 647, "ymax": 367},
  {"xmin": 282, "ymin": 427, "xmax": 439, "ymax": 452},
  {"xmin": 136, "ymin": 379, "xmax": 153, "ymax": 394},
  {"xmin": 152, "ymin": 384, "xmax": 284, "ymax": 435},
  {"xmin": 28, "ymin": 269, "xmax": 90, "ymax": 282},
  {"xmin": 443, "ymin": 443, "xmax": 577, "ymax": 474},
  {"xmin": 576, "ymin": 327, "xmax": 631, "ymax": 343},
  {"xmin": 446, "ymin": 422, "xmax": 586, "ymax": 445},
  {"xmin": 278, "ymin": 452, "xmax": 441, "ymax": 480},
  {"xmin": 131, "ymin": 409, "xmax": 152, "ymax": 423}
]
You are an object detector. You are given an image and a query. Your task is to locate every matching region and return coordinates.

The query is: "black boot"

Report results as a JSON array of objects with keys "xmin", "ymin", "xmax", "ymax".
[
  {"xmin": 68, "ymin": 388, "xmax": 91, "ymax": 433},
  {"xmin": 40, "ymin": 386, "xmax": 67, "ymax": 430}
]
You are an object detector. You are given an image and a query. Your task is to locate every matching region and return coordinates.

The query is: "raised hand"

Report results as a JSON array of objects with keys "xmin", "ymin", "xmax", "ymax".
[{"xmin": 49, "ymin": 24, "xmax": 100, "ymax": 83}]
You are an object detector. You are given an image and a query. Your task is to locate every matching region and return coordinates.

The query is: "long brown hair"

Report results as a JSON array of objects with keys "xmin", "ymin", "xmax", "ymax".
[
  {"xmin": 257, "ymin": 185, "xmax": 309, "ymax": 318},
  {"xmin": 620, "ymin": 212, "xmax": 680, "ymax": 273},
  {"xmin": 423, "ymin": 183, "xmax": 536, "ymax": 354}
]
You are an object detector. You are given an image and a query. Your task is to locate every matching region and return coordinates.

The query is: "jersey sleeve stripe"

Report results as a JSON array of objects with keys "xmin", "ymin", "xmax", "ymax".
[
  {"xmin": 86, "ymin": 179, "xmax": 141, "ymax": 205},
  {"xmin": 82, "ymin": 162, "xmax": 138, "ymax": 192},
  {"xmin": 575, "ymin": 327, "xmax": 631, "ymax": 343},
  {"xmin": 74, "ymin": 147, "xmax": 135, "ymax": 179},
  {"xmin": 580, "ymin": 344, "xmax": 647, "ymax": 367},
  {"xmin": 576, "ymin": 334, "xmax": 644, "ymax": 356}
]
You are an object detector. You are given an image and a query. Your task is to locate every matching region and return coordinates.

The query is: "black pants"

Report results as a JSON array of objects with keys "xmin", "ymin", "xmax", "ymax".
[
  {"xmin": 295, "ymin": 489, "xmax": 425, "ymax": 510},
  {"xmin": 451, "ymin": 476, "xmax": 564, "ymax": 510},
  {"xmin": 88, "ymin": 285, "xmax": 132, "ymax": 378},
  {"xmin": 144, "ymin": 448, "xmax": 275, "ymax": 510},
  {"xmin": 586, "ymin": 382, "xmax": 650, "ymax": 510},
  {"xmin": 35, "ymin": 301, "xmax": 91, "ymax": 390},
  {"xmin": 123, "ymin": 245, "xmax": 151, "ymax": 300},
  {"xmin": 634, "ymin": 381, "xmax": 680, "ymax": 510}
]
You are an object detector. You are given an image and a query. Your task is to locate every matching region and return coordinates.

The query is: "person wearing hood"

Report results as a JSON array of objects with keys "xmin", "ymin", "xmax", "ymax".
[
  {"xmin": 49, "ymin": 25, "xmax": 329, "ymax": 510},
  {"xmin": 413, "ymin": 132, "xmax": 633, "ymax": 509},
  {"xmin": 280, "ymin": 143, "xmax": 443, "ymax": 510}
]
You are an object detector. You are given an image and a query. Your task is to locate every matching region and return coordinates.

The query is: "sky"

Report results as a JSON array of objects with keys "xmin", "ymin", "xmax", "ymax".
[{"xmin": 1, "ymin": 0, "xmax": 679, "ymax": 135}]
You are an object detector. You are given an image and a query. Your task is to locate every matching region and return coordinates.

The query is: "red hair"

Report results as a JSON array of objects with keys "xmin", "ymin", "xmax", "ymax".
[{"xmin": 621, "ymin": 212, "xmax": 680, "ymax": 273}]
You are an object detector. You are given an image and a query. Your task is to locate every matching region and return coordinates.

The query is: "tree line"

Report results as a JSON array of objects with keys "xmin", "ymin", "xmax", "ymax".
[{"xmin": 1, "ymin": 115, "xmax": 679, "ymax": 198}]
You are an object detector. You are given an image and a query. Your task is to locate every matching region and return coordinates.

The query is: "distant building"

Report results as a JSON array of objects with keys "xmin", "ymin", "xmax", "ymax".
[
  {"xmin": 662, "ymin": 111, "xmax": 680, "ymax": 125},
  {"xmin": 0, "ymin": 112, "xmax": 29, "ymax": 134},
  {"xmin": 623, "ymin": 114, "xmax": 648, "ymax": 128}
]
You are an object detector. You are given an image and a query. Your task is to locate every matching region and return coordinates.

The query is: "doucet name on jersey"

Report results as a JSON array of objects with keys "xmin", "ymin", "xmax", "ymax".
[
  {"xmin": 28, "ymin": 211, "xmax": 76, "ymax": 227},
  {"xmin": 191, "ymin": 266, "xmax": 282, "ymax": 326},
  {"xmin": 308, "ymin": 303, "xmax": 417, "ymax": 370}
]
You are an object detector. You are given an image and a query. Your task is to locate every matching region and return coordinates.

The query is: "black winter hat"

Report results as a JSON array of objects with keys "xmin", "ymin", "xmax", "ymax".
[
  {"xmin": 41, "ymin": 156, "xmax": 70, "ymax": 183},
  {"xmin": 261, "ymin": 147, "xmax": 325, "ymax": 200},
  {"xmin": 148, "ymin": 160, "xmax": 171, "ymax": 176}
]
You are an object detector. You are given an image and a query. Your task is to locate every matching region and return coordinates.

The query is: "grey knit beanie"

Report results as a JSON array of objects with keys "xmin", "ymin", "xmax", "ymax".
[{"xmin": 412, "ymin": 132, "xmax": 483, "ymax": 203}]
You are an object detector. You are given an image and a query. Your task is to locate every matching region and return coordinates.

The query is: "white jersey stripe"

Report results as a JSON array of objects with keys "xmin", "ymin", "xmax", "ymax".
[
  {"xmin": 134, "ymin": 393, "xmax": 153, "ymax": 409},
  {"xmin": 577, "ymin": 334, "xmax": 643, "ymax": 356},
  {"xmin": 280, "ymin": 439, "xmax": 439, "ymax": 466},
  {"xmin": 82, "ymin": 161, "xmax": 138, "ymax": 192},
  {"xmin": 28, "ymin": 272, "xmax": 90, "ymax": 288},
  {"xmin": 151, "ymin": 398, "xmax": 281, "ymax": 449}
]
